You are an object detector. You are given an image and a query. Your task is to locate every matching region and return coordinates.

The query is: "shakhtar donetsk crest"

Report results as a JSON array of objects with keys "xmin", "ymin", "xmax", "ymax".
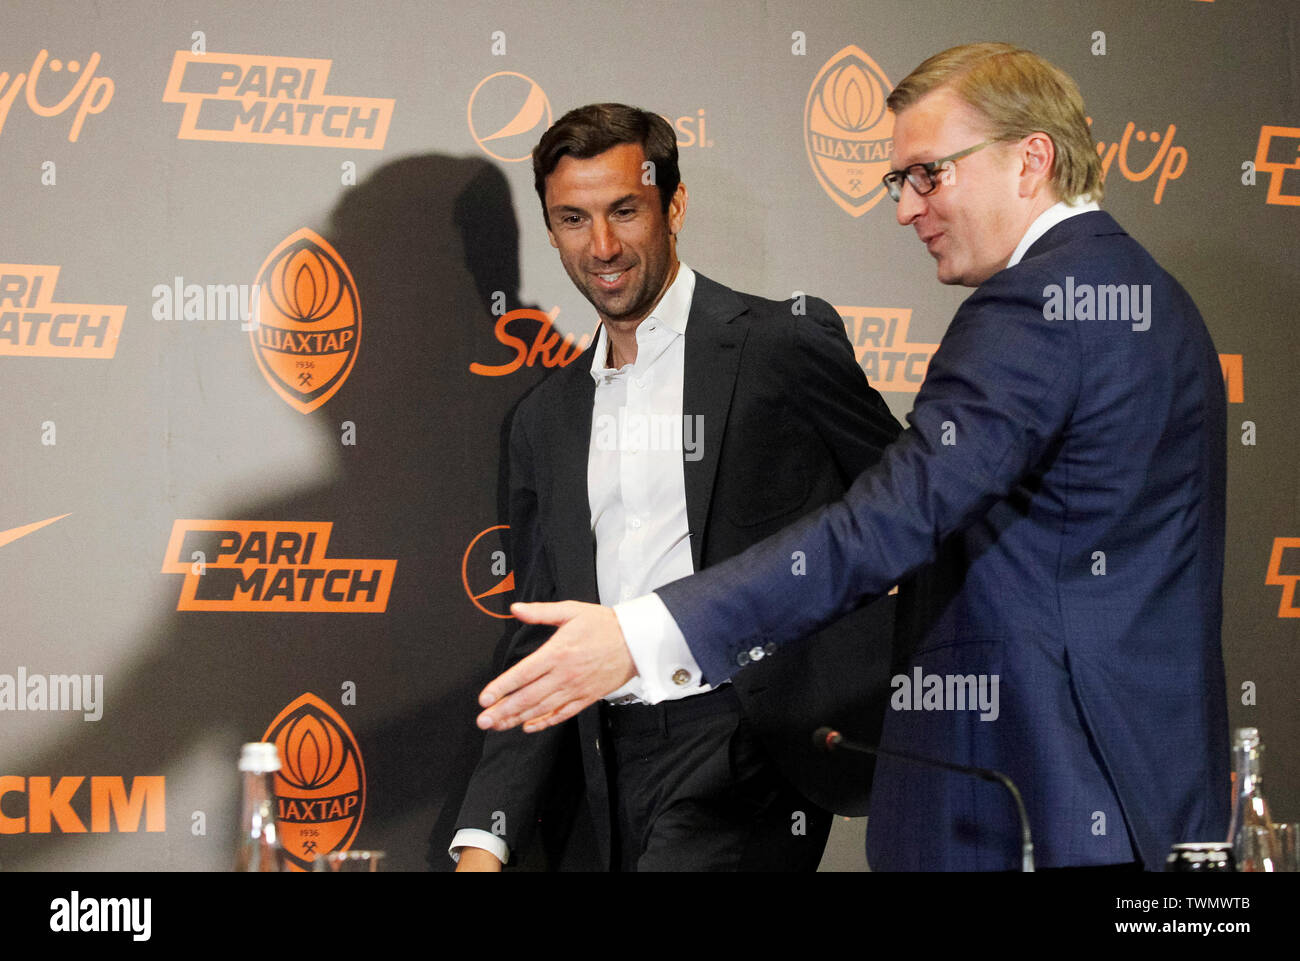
[
  {"xmin": 251, "ymin": 228, "xmax": 360, "ymax": 413},
  {"xmin": 262, "ymin": 693, "xmax": 366, "ymax": 871},
  {"xmin": 804, "ymin": 45, "xmax": 896, "ymax": 217}
]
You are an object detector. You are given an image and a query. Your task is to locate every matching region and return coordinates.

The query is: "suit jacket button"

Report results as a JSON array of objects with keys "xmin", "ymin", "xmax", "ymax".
[
  {"xmin": 763, "ymin": 642, "xmax": 777, "ymax": 656},
  {"xmin": 737, "ymin": 651, "xmax": 750, "ymax": 666},
  {"xmin": 748, "ymin": 646, "xmax": 765, "ymax": 661},
  {"xmin": 595, "ymin": 738, "xmax": 601, "ymax": 753},
  {"xmin": 671, "ymin": 668, "xmax": 692, "ymax": 686}
]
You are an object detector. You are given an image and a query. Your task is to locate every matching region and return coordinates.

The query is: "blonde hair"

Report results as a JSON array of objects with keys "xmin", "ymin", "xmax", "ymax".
[{"xmin": 887, "ymin": 42, "xmax": 1103, "ymax": 203}]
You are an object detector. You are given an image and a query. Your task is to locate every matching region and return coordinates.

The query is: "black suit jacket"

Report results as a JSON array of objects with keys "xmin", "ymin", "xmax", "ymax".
[{"xmin": 455, "ymin": 272, "xmax": 901, "ymax": 868}]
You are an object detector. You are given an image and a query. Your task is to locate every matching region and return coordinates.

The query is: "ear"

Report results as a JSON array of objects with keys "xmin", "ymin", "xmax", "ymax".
[
  {"xmin": 1019, "ymin": 132, "xmax": 1055, "ymax": 197},
  {"xmin": 667, "ymin": 182, "xmax": 687, "ymax": 236}
]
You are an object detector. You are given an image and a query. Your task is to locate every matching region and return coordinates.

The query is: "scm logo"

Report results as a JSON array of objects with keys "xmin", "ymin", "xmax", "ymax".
[
  {"xmin": 263, "ymin": 693, "xmax": 365, "ymax": 871},
  {"xmin": 1219, "ymin": 354, "xmax": 1244, "ymax": 404},
  {"xmin": 162, "ymin": 520, "xmax": 396, "ymax": 612},
  {"xmin": 0, "ymin": 776, "xmax": 164, "ymax": 834}
]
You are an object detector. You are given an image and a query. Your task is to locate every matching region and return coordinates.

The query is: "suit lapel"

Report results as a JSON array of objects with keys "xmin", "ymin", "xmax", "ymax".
[
  {"xmin": 1023, "ymin": 209, "xmax": 1124, "ymax": 261},
  {"xmin": 682, "ymin": 273, "xmax": 749, "ymax": 572},
  {"xmin": 547, "ymin": 353, "xmax": 600, "ymax": 602}
]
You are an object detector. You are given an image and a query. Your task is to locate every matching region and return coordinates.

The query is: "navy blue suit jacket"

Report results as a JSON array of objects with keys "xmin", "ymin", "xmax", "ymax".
[{"xmin": 658, "ymin": 212, "xmax": 1230, "ymax": 870}]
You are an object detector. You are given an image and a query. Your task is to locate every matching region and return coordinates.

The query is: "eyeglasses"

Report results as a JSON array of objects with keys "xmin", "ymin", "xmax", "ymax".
[{"xmin": 881, "ymin": 139, "xmax": 997, "ymax": 202}]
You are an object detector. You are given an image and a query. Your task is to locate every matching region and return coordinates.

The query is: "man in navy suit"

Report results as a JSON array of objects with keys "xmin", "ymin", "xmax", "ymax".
[{"xmin": 476, "ymin": 44, "xmax": 1230, "ymax": 871}]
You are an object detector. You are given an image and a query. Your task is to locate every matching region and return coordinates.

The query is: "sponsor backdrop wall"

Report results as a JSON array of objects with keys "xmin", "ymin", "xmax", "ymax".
[{"xmin": 1, "ymin": 0, "xmax": 1295, "ymax": 871}]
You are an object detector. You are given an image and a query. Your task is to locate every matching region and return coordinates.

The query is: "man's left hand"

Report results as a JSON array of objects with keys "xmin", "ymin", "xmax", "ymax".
[{"xmin": 476, "ymin": 600, "xmax": 637, "ymax": 732}]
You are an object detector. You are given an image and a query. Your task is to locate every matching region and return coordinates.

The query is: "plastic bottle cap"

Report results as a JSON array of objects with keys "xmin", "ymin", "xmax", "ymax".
[
  {"xmin": 1235, "ymin": 727, "xmax": 1260, "ymax": 744},
  {"xmin": 239, "ymin": 742, "xmax": 282, "ymax": 773}
]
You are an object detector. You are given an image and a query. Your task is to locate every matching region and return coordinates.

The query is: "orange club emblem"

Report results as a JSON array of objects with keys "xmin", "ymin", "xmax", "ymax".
[
  {"xmin": 250, "ymin": 229, "xmax": 360, "ymax": 413},
  {"xmin": 262, "ymin": 693, "xmax": 366, "ymax": 871}
]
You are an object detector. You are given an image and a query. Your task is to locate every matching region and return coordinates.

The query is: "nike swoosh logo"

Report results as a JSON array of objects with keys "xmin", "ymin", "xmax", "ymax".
[{"xmin": 0, "ymin": 513, "xmax": 71, "ymax": 549}]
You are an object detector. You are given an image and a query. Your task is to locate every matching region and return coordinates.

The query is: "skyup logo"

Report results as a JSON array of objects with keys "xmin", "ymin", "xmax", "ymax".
[
  {"xmin": 467, "ymin": 71, "xmax": 551, "ymax": 163},
  {"xmin": 162, "ymin": 51, "xmax": 393, "ymax": 148},
  {"xmin": 250, "ymin": 229, "xmax": 360, "ymax": 413},
  {"xmin": 0, "ymin": 49, "xmax": 114, "ymax": 143},
  {"xmin": 161, "ymin": 520, "xmax": 396, "ymax": 612},
  {"xmin": 805, "ymin": 46, "xmax": 895, "ymax": 217},
  {"xmin": 462, "ymin": 525, "xmax": 514, "ymax": 618},
  {"xmin": 468, "ymin": 306, "xmax": 589, "ymax": 376},
  {"xmin": 0, "ymin": 265, "xmax": 124, "ymax": 358},
  {"xmin": 262, "ymin": 693, "xmax": 365, "ymax": 871},
  {"xmin": 0, "ymin": 776, "xmax": 164, "ymax": 834}
]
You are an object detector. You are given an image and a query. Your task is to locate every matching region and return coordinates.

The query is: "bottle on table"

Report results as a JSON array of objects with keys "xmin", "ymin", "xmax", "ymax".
[
  {"xmin": 1226, "ymin": 727, "xmax": 1282, "ymax": 872},
  {"xmin": 235, "ymin": 741, "xmax": 284, "ymax": 872}
]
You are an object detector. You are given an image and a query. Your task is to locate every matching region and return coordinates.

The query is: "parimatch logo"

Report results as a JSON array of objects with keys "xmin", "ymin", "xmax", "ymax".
[
  {"xmin": 161, "ymin": 520, "xmax": 396, "ymax": 612},
  {"xmin": 0, "ymin": 265, "xmax": 124, "ymax": 358},
  {"xmin": 836, "ymin": 306, "xmax": 937, "ymax": 393},
  {"xmin": 263, "ymin": 693, "xmax": 365, "ymax": 871},
  {"xmin": 163, "ymin": 51, "xmax": 393, "ymax": 148},
  {"xmin": 805, "ymin": 45, "xmax": 895, "ymax": 217},
  {"xmin": 251, "ymin": 228, "xmax": 360, "ymax": 414}
]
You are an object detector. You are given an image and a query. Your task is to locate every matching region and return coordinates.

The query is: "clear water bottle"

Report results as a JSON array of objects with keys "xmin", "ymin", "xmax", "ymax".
[
  {"xmin": 235, "ymin": 742, "xmax": 284, "ymax": 872},
  {"xmin": 1226, "ymin": 727, "xmax": 1281, "ymax": 872}
]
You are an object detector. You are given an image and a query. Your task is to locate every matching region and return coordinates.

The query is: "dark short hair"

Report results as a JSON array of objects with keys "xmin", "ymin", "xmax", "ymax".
[{"xmin": 532, "ymin": 103, "xmax": 680, "ymax": 225}]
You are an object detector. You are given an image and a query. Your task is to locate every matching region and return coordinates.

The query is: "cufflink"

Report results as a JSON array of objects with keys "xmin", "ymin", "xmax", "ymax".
[{"xmin": 671, "ymin": 668, "xmax": 692, "ymax": 686}]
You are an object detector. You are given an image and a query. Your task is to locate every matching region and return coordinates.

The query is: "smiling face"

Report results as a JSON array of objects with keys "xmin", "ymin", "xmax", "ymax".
[
  {"xmin": 544, "ymin": 141, "xmax": 686, "ymax": 328},
  {"xmin": 891, "ymin": 86, "xmax": 1042, "ymax": 287}
]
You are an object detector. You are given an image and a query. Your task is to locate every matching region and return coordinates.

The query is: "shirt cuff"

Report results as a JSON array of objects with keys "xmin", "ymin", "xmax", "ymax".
[
  {"xmin": 614, "ymin": 592, "xmax": 704, "ymax": 705},
  {"xmin": 449, "ymin": 828, "xmax": 510, "ymax": 866}
]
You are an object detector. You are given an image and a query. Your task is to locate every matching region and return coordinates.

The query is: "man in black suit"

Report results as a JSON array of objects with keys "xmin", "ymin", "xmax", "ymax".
[{"xmin": 451, "ymin": 104, "xmax": 900, "ymax": 871}]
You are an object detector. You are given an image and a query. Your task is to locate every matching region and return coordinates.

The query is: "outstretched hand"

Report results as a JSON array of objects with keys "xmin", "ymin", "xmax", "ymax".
[{"xmin": 475, "ymin": 600, "xmax": 637, "ymax": 733}]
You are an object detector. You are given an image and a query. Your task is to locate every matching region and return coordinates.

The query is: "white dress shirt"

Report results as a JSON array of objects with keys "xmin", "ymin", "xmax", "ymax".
[
  {"xmin": 586, "ymin": 264, "xmax": 713, "ymax": 703},
  {"xmin": 614, "ymin": 200, "xmax": 1103, "ymax": 704},
  {"xmin": 451, "ymin": 263, "xmax": 707, "ymax": 864}
]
